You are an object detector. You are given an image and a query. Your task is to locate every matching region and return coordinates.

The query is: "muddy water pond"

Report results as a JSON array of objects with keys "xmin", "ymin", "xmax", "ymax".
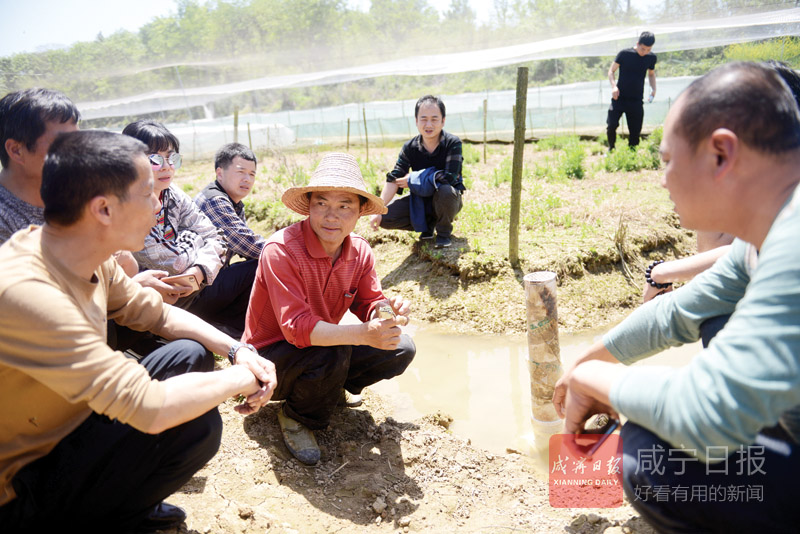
[{"xmin": 371, "ymin": 322, "xmax": 701, "ymax": 460}]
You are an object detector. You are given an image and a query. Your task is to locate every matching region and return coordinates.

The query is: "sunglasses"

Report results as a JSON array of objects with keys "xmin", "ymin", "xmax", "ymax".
[{"xmin": 149, "ymin": 153, "xmax": 182, "ymax": 170}]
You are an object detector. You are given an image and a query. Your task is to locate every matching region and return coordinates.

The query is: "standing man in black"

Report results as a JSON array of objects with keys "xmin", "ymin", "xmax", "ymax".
[{"xmin": 607, "ymin": 31, "xmax": 657, "ymax": 151}]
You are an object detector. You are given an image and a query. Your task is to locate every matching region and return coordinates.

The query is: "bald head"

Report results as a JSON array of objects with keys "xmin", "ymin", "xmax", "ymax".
[{"xmin": 675, "ymin": 62, "xmax": 800, "ymax": 155}]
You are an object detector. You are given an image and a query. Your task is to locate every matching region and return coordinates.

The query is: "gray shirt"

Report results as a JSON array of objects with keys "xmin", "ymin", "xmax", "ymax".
[{"xmin": 0, "ymin": 183, "xmax": 43, "ymax": 244}]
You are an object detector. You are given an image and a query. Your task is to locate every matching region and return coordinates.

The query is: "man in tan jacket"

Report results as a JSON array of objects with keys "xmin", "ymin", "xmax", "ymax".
[{"xmin": 0, "ymin": 130, "xmax": 277, "ymax": 533}]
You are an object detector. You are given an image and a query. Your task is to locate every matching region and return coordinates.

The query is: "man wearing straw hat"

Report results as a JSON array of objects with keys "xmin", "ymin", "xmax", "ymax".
[{"xmin": 243, "ymin": 153, "xmax": 415, "ymax": 465}]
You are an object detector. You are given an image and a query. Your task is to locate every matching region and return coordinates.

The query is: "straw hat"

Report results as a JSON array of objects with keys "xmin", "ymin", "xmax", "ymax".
[{"xmin": 281, "ymin": 153, "xmax": 387, "ymax": 216}]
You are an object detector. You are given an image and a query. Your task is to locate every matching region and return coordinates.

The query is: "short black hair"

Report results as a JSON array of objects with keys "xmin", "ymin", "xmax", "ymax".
[
  {"xmin": 676, "ymin": 62, "xmax": 800, "ymax": 155},
  {"xmin": 42, "ymin": 131, "xmax": 148, "ymax": 226},
  {"xmin": 122, "ymin": 119, "xmax": 180, "ymax": 153},
  {"xmin": 0, "ymin": 88, "xmax": 80, "ymax": 168},
  {"xmin": 638, "ymin": 32, "xmax": 655, "ymax": 47},
  {"xmin": 415, "ymin": 95, "xmax": 446, "ymax": 119},
  {"xmin": 215, "ymin": 142, "xmax": 257, "ymax": 170},
  {"xmin": 766, "ymin": 60, "xmax": 800, "ymax": 109}
]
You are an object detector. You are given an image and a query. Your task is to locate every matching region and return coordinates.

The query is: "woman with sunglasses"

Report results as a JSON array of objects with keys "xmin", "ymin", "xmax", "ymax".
[{"xmin": 120, "ymin": 120, "xmax": 252, "ymax": 339}]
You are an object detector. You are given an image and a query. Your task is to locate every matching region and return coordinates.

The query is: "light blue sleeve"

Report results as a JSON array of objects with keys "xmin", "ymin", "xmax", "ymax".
[
  {"xmin": 609, "ymin": 202, "xmax": 800, "ymax": 462},
  {"xmin": 603, "ymin": 239, "xmax": 750, "ymax": 365}
]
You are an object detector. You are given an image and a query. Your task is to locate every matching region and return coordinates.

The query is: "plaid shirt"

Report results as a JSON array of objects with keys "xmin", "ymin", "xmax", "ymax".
[
  {"xmin": 386, "ymin": 130, "xmax": 465, "ymax": 191},
  {"xmin": 194, "ymin": 181, "xmax": 265, "ymax": 264}
]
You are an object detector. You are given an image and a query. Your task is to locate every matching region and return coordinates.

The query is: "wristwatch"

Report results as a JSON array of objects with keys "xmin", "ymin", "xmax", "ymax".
[{"xmin": 227, "ymin": 341, "xmax": 257, "ymax": 365}]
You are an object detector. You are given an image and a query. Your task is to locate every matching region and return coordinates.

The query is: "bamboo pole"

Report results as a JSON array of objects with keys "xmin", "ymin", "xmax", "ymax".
[
  {"xmin": 363, "ymin": 107, "xmax": 369, "ymax": 163},
  {"xmin": 346, "ymin": 118, "xmax": 351, "ymax": 152},
  {"xmin": 509, "ymin": 67, "xmax": 528, "ymax": 268},
  {"xmin": 233, "ymin": 106, "xmax": 239, "ymax": 143},
  {"xmin": 247, "ymin": 122, "xmax": 252, "ymax": 150},
  {"xmin": 483, "ymin": 99, "xmax": 488, "ymax": 163}
]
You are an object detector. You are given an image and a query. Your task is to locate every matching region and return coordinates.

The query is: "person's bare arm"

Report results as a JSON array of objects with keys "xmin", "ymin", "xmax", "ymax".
[
  {"xmin": 146, "ymin": 365, "xmax": 260, "ymax": 433},
  {"xmin": 309, "ymin": 313, "xmax": 409, "ymax": 351},
  {"xmin": 608, "ymin": 62, "xmax": 620, "ymax": 100},
  {"xmin": 643, "ymin": 246, "xmax": 732, "ymax": 303},
  {"xmin": 153, "ymin": 305, "xmax": 277, "ymax": 408},
  {"xmin": 648, "ymin": 68, "xmax": 657, "ymax": 100}
]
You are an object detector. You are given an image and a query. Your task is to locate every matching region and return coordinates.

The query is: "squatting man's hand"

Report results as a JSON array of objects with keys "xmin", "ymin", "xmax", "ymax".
[
  {"xmin": 369, "ymin": 214, "xmax": 382, "ymax": 230},
  {"xmin": 363, "ymin": 295, "xmax": 411, "ymax": 351},
  {"xmin": 557, "ymin": 361, "xmax": 620, "ymax": 434},
  {"xmin": 231, "ymin": 346, "xmax": 277, "ymax": 415}
]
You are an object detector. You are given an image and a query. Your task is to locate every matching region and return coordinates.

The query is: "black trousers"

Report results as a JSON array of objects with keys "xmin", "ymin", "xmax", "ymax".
[
  {"xmin": 260, "ymin": 335, "xmax": 416, "ymax": 430},
  {"xmin": 0, "ymin": 339, "xmax": 221, "ymax": 533},
  {"xmin": 380, "ymin": 185, "xmax": 463, "ymax": 238},
  {"xmin": 607, "ymin": 99, "xmax": 644, "ymax": 150},
  {"xmin": 183, "ymin": 258, "xmax": 258, "ymax": 339}
]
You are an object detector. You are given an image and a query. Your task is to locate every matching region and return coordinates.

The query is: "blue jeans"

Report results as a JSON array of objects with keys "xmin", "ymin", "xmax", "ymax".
[{"xmin": 622, "ymin": 422, "xmax": 800, "ymax": 533}]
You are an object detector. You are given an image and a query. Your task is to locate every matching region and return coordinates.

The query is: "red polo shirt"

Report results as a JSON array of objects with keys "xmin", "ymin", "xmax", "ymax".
[{"xmin": 243, "ymin": 218, "xmax": 385, "ymax": 350}]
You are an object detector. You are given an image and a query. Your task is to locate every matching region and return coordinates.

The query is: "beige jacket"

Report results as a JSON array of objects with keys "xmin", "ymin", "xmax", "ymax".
[{"xmin": 0, "ymin": 226, "xmax": 169, "ymax": 505}]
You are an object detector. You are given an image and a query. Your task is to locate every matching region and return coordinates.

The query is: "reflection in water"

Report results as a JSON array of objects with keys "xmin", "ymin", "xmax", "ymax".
[{"xmin": 371, "ymin": 323, "xmax": 701, "ymax": 458}]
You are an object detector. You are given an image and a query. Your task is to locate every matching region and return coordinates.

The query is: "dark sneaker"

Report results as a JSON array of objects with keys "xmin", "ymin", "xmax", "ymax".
[
  {"xmin": 136, "ymin": 502, "xmax": 186, "ymax": 532},
  {"xmin": 277, "ymin": 406, "xmax": 320, "ymax": 465},
  {"xmin": 338, "ymin": 389, "xmax": 363, "ymax": 408},
  {"xmin": 420, "ymin": 231, "xmax": 434, "ymax": 240},
  {"xmin": 435, "ymin": 235, "xmax": 452, "ymax": 248}
]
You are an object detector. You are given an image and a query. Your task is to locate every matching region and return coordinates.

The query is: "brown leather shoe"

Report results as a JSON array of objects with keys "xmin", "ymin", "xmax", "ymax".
[{"xmin": 277, "ymin": 406, "xmax": 320, "ymax": 465}]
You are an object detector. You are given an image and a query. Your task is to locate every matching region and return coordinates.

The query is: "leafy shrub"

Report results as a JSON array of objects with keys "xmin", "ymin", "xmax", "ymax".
[
  {"xmin": 599, "ymin": 143, "xmax": 661, "ymax": 173},
  {"xmin": 561, "ymin": 142, "xmax": 586, "ymax": 179}
]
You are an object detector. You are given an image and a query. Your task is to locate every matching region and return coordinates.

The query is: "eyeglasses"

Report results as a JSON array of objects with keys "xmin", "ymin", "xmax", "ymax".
[{"xmin": 149, "ymin": 153, "xmax": 182, "ymax": 170}]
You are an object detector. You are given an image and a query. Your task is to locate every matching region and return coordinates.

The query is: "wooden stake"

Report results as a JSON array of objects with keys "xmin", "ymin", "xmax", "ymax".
[{"xmin": 509, "ymin": 67, "xmax": 529, "ymax": 268}]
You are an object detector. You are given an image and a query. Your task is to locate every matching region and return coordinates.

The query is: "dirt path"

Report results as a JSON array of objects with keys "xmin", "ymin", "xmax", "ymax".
[{"xmin": 160, "ymin": 387, "xmax": 655, "ymax": 534}]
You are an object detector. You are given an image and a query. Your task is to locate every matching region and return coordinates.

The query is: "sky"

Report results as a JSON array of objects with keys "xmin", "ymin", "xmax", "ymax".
[{"xmin": 0, "ymin": 0, "xmax": 497, "ymax": 58}]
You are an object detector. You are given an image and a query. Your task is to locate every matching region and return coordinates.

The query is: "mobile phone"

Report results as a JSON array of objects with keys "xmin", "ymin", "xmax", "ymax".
[{"xmin": 161, "ymin": 273, "xmax": 200, "ymax": 292}]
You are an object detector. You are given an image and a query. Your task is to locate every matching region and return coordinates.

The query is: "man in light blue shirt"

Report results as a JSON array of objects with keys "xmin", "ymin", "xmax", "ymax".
[{"xmin": 555, "ymin": 62, "xmax": 800, "ymax": 532}]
